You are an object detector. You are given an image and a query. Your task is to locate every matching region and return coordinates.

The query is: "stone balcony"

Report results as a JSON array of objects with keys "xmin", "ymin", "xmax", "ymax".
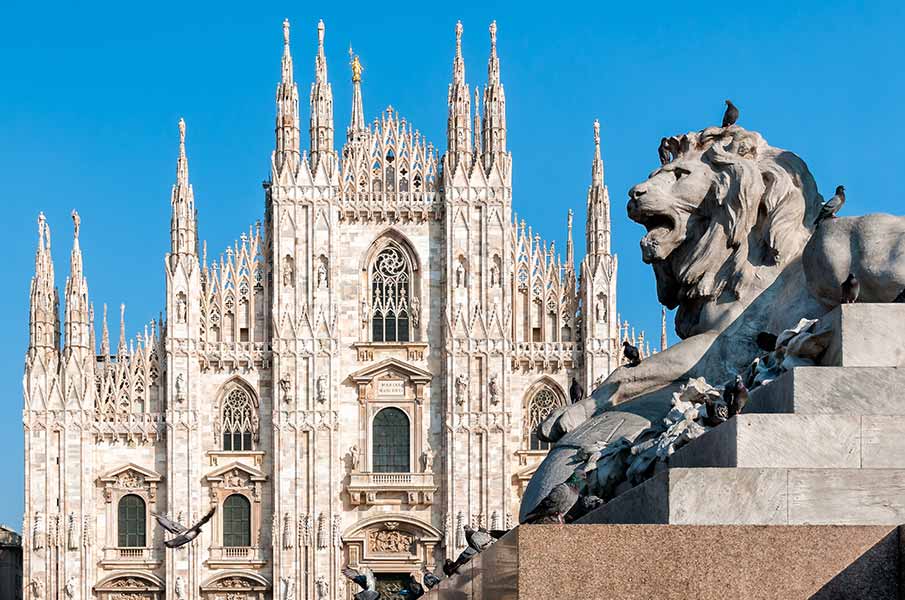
[
  {"xmin": 99, "ymin": 546, "xmax": 163, "ymax": 569},
  {"xmin": 206, "ymin": 546, "xmax": 267, "ymax": 569},
  {"xmin": 347, "ymin": 472, "xmax": 437, "ymax": 506}
]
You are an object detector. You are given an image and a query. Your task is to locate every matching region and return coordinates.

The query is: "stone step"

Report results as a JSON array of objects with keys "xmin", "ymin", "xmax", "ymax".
[
  {"xmin": 579, "ymin": 467, "xmax": 905, "ymax": 526},
  {"xmin": 669, "ymin": 414, "xmax": 905, "ymax": 469},
  {"xmin": 820, "ymin": 303, "xmax": 905, "ymax": 368},
  {"xmin": 428, "ymin": 523, "xmax": 903, "ymax": 599},
  {"xmin": 747, "ymin": 366, "xmax": 905, "ymax": 415}
]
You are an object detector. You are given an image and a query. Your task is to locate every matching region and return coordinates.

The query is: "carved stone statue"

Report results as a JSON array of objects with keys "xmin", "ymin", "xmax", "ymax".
[
  {"xmin": 490, "ymin": 264, "xmax": 499, "ymax": 287},
  {"xmin": 282, "ymin": 256, "xmax": 294, "ymax": 287},
  {"xmin": 316, "ymin": 375, "xmax": 327, "ymax": 403},
  {"xmin": 523, "ymin": 124, "xmax": 905, "ymax": 521},
  {"xmin": 361, "ymin": 297, "xmax": 369, "ymax": 324},
  {"xmin": 349, "ymin": 445, "xmax": 361, "ymax": 472},
  {"xmin": 421, "ymin": 446, "xmax": 434, "ymax": 472},
  {"xmin": 317, "ymin": 263, "xmax": 328, "ymax": 288},
  {"xmin": 279, "ymin": 374, "xmax": 291, "ymax": 404},
  {"xmin": 488, "ymin": 374, "xmax": 500, "ymax": 405},
  {"xmin": 32, "ymin": 512, "xmax": 43, "ymax": 551},
  {"xmin": 175, "ymin": 576, "xmax": 186, "ymax": 600},
  {"xmin": 66, "ymin": 512, "xmax": 78, "ymax": 550},
  {"xmin": 455, "ymin": 264, "xmax": 465, "ymax": 288},
  {"xmin": 454, "ymin": 374, "xmax": 467, "ymax": 406},
  {"xmin": 315, "ymin": 575, "xmax": 328, "ymax": 600},
  {"xmin": 31, "ymin": 579, "xmax": 44, "ymax": 599},
  {"xmin": 175, "ymin": 373, "xmax": 185, "ymax": 403},
  {"xmin": 410, "ymin": 296, "xmax": 421, "ymax": 328},
  {"xmin": 282, "ymin": 576, "xmax": 296, "ymax": 600},
  {"xmin": 64, "ymin": 577, "xmax": 76, "ymax": 599}
]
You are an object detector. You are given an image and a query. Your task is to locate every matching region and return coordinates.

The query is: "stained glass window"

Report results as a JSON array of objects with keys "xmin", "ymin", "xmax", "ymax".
[
  {"xmin": 117, "ymin": 494, "xmax": 146, "ymax": 548},
  {"xmin": 370, "ymin": 245, "xmax": 411, "ymax": 342},
  {"xmin": 222, "ymin": 494, "xmax": 251, "ymax": 547},
  {"xmin": 373, "ymin": 407, "xmax": 410, "ymax": 473},
  {"xmin": 527, "ymin": 388, "xmax": 563, "ymax": 451},
  {"xmin": 222, "ymin": 388, "xmax": 255, "ymax": 451}
]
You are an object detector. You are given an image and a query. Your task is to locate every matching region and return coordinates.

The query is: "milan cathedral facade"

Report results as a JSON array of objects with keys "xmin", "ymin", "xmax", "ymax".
[{"xmin": 21, "ymin": 19, "xmax": 657, "ymax": 600}]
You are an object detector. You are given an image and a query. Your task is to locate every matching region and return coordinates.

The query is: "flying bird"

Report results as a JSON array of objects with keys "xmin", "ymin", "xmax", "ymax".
[
  {"xmin": 398, "ymin": 574, "xmax": 426, "ymax": 599},
  {"xmin": 893, "ymin": 288, "xmax": 905, "ymax": 303},
  {"xmin": 522, "ymin": 471, "xmax": 584, "ymax": 524},
  {"xmin": 152, "ymin": 508, "xmax": 216, "ymax": 549},
  {"xmin": 814, "ymin": 185, "xmax": 846, "ymax": 225},
  {"xmin": 569, "ymin": 377, "xmax": 584, "ymax": 404},
  {"xmin": 658, "ymin": 137, "xmax": 671, "ymax": 165},
  {"xmin": 622, "ymin": 340, "xmax": 641, "ymax": 367},
  {"xmin": 755, "ymin": 331, "xmax": 778, "ymax": 352},
  {"xmin": 722, "ymin": 100, "xmax": 739, "ymax": 128},
  {"xmin": 841, "ymin": 273, "xmax": 860, "ymax": 304},
  {"xmin": 342, "ymin": 566, "xmax": 379, "ymax": 600},
  {"xmin": 723, "ymin": 374, "xmax": 749, "ymax": 418}
]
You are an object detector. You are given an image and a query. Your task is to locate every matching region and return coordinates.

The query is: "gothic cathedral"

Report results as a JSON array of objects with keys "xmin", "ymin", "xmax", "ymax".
[{"xmin": 22, "ymin": 19, "xmax": 655, "ymax": 600}]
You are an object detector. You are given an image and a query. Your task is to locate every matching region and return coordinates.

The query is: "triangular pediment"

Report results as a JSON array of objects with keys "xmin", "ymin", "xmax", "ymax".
[
  {"xmin": 99, "ymin": 463, "xmax": 162, "ymax": 483},
  {"xmin": 205, "ymin": 461, "xmax": 267, "ymax": 482},
  {"xmin": 348, "ymin": 357, "xmax": 432, "ymax": 384}
]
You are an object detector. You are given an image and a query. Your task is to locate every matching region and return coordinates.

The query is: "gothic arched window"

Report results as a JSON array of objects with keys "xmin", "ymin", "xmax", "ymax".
[
  {"xmin": 372, "ymin": 407, "xmax": 410, "ymax": 473},
  {"xmin": 370, "ymin": 244, "xmax": 412, "ymax": 343},
  {"xmin": 526, "ymin": 387, "xmax": 563, "ymax": 451},
  {"xmin": 222, "ymin": 494, "xmax": 251, "ymax": 547},
  {"xmin": 117, "ymin": 494, "xmax": 146, "ymax": 548},
  {"xmin": 221, "ymin": 387, "xmax": 256, "ymax": 451}
]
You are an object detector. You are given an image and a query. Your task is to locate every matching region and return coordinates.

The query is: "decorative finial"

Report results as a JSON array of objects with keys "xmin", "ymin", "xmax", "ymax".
[
  {"xmin": 179, "ymin": 118, "xmax": 186, "ymax": 146},
  {"xmin": 71, "ymin": 210, "xmax": 80, "ymax": 240},
  {"xmin": 283, "ymin": 19, "xmax": 290, "ymax": 46},
  {"xmin": 489, "ymin": 20, "xmax": 497, "ymax": 52},
  {"xmin": 37, "ymin": 212, "xmax": 46, "ymax": 247},
  {"xmin": 317, "ymin": 19, "xmax": 325, "ymax": 50},
  {"xmin": 568, "ymin": 209, "xmax": 573, "ymax": 229},
  {"xmin": 349, "ymin": 45, "xmax": 363, "ymax": 82},
  {"xmin": 593, "ymin": 119, "xmax": 600, "ymax": 147},
  {"xmin": 455, "ymin": 21, "xmax": 463, "ymax": 55}
]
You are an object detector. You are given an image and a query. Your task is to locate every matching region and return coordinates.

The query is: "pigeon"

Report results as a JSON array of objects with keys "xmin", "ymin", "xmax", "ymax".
[
  {"xmin": 814, "ymin": 185, "xmax": 845, "ymax": 225},
  {"xmin": 722, "ymin": 100, "xmax": 739, "ymax": 128},
  {"xmin": 342, "ymin": 566, "xmax": 379, "ymax": 600},
  {"xmin": 443, "ymin": 558, "xmax": 460, "ymax": 577},
  {"xmin": 703, "ymin": 394, "xmax": 729, "ymax": 427},
  {"xmin": 569, "ymin": 377, "xmax": 584, "ymax": 404},
  {"xmin": 723, "ymin": 374, "xmax": 749, "ymax": 418},
  {"xmin": 152, "ymin": 508, "xmax": 216, "ymax": 549},
  {"xmin": 398, "ymin": 573, "xmax": 426, "ymax": 599},
  {"xmin": 422, "ymin": 570, "xmax": 442, "ymax": 590},
  {"xmin": 564, "ymin": 493, "xmax": 605, "ymax": 522},
  {"xmin": 841, "ymin": 272, "xmax": 860, "ymax": 304},
  {"xmin": 755, "ymin": 331, "xmax": 778, "ymax": 352},
  {"xmin": 622, "ymin": 340, "xmax": 641, "ymax": 367},
  {"xmin": 444, "ymin": 546, "xmax": 479, "ymax": 576},
  {"xmin": 522, "ymin": 471, "xmax": 584, "ymax": 524},
  {"xmin": 893, "ymin": 288, "xmax": 905, "ymax": 303},
  {"xmin": 658, "ymin": 137, "xmax": 671, "ymax": 165}
]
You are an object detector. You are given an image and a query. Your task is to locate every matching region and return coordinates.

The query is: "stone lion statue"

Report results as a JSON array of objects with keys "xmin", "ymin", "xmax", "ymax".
[{"xmin": 521, "ymin": 125, "xmax": 905, "ymax": 521}]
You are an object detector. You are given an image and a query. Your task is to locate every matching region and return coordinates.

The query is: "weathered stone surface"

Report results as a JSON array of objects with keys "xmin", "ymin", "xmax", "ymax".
[
  {"xmin": 580, "ymin": 468, "xmax": 789, "ymax": 525},
  {"xmin": 669, "ymin": 414, "xmax": 861, "ymax": 469},
  {"xmin": 821, "ymin": 303, "xmax": 905, "ymax": 369},
  {"xmin": 862, "ymin": 416, "xmax": 905, "ymax": 468},
  {"xmin": 788, "ymin": 469, "xmax": 905, "ymax": 525},
  {"xmin": 747, "ymin": 366, "xmax": 905, "ymax": 415},
  {"xmin": 429, "ymin": 524, "xmax": 903, "ymax": 599}
]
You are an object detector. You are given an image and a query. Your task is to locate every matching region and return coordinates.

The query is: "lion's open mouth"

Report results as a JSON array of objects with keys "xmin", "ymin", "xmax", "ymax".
[{"xmin": 632, "ymin": 209, "xmax": 678, "ymax": 263}]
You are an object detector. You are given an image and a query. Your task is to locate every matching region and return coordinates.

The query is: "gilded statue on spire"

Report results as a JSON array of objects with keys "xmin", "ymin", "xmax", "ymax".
[{"xmin": 349, "ymin": 46, "xmax": 363, "ymax": 82}]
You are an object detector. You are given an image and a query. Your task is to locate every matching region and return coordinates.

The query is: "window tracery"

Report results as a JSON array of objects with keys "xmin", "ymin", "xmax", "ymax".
[
  {"xmin": 370, "ymin": 244, "xmax": 412, "ymax": 342},
  {"xmin": 526, "ymin": 387, "xmax": 563, "ymax": 451},
  {"xmin": 219, "ymin": 387, "xmax": 258, "ymax": 451}
]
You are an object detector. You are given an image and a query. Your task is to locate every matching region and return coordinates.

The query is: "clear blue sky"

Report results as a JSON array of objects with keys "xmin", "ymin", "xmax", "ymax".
[{"xmin": 1, "ymin": 0, "xmax": 903, "ymax": 528}]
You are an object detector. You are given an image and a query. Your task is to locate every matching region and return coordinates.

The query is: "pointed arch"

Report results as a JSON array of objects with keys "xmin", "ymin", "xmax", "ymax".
[
  {"xmin": 214, "ymin": 376, "xmax": 260, "ymax": 451},
  {"xmin": 523, "ymin": 377, "xmax": 567, "ymax": 452},
  {"xmin": 361, "ymin": 229, "xmax": 422, "ymax": 343}
]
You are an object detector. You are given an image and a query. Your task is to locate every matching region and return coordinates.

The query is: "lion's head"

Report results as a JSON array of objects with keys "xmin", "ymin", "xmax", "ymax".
[{"xmin": 628, "ymin": 126, "xmax": 823, "ymax": 338}]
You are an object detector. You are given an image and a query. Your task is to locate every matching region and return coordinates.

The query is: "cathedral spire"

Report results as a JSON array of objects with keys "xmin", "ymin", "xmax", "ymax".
[
  {"xmin": 586, "ymin": 119, "xmax": 611, "ymax": 270},
  {"xmin": 481, "ymin": 21, "xmax": 507, "ymax": 169},
  {"xmin": 275, "ymin": 19, "xmax": 301, "ymax": 175},
  {"xmin": 446, "ymin": 21, "xmax": 471, "ymax": 168},
  {"xmin": 118, "ymin": 303, "xmax": 126, "ymax": 357},
  {"xmin": 63, "ymin": 210, "xmax": 90, "ymax": 355},
  {"xmin": 566, "ymin": 209, "xmax": 574, "ymax": 268},
  {"xmin": 661, "ymin": 306, "xmax": 668, "ymax": 351},
  {"xmin": 100, "ymin": 303, "xmax": 110, "ymax": 359},
  {"xmin": 348, "ymin": 46, "xmax": 366, "ymax": 139},
  {"xmin": 473, "ymin": 85, "xmax": 482, "ymax": 160},
  {"xmin": 28, "ymin": 212, "xmax": 59, "ymax": 355},
  {"xmin": 309, "ymin": 19, "xmax": 335, "ymax": 170},
  {"xmin": 170, "ymin": 118, "xmax": 197, "ymax": 257}
]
